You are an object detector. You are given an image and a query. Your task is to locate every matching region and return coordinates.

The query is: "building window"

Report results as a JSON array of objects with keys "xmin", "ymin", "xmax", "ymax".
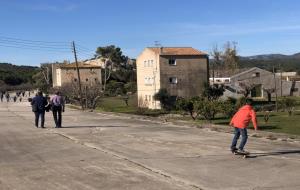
[
  {"xmin": 86, "ymin": 78, "xmax": 89, "ymax": 82},
  {"xmin": 169, "ymin": 59, "xmax": 176, "ymax": 66},
  {"xmin": 151, "ymin": 60, "xmax": 154, "ymax": 67},
  {"xmin": 252, "ymin": 72, "xmax": 260, "ymax": 77},
  {"xmin": 292, "ymin": 88, "xmax": 298, "ymax": 92},
  {"xmin": 147, "ymin": 60, "xmax": 151, "ymax": 67},
  {"xmin": 74, "ymin": 78, "xmax": 77, "ymax": 82},
  {"xmin": 95, "ymin": 78, "xmax": 98, "ymax": 81},
  {"xmin": 145, "ymin": 95, "xmax": 148, "ymax": 101},
  {"xmin": 144, "ymin": 61, "xmax": 147, "ymax": 67},
  {"xmin": 144, "ymin": 76, "xmax": 153, "ymax": 85},
  {"xmin": 169, "ymin": 77, "xmax": 178, "ymax": 84}
]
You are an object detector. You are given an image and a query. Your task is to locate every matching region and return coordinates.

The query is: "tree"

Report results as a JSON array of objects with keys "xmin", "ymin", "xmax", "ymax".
[
  {"xmin": 202, "ymin": 83, "xmax": 225, "ymax": 100},
  {"xmin": 176, "ymin": 97, "xmax": 198, "ymax": 120},
  {"xmin": 278, "ymin": 97, "xmax": 297, "ymax": 116},
  {"xmin": 154, "ymin": 89, "xmax": 174, "ymax": 110},
  {"xmin": 210, "ymin": 44, "xmax": 223, "ymax": 79},
  {"xmin": 96, "ymin": 45, "xmax": 129, "ymax": 93},
  {"xmin": 210, "ymin": 41, "xmax": 239, "ymax": 77},
  {"xmin": 32, "ymin": 63, "xmax": 54, "ymax": 93},
  {"xmin": 96, "ymin": 45, "xmax": 127, "ymax": 67},
  {"xmin": 222, "ymin": 41, "xmax": 239, "ymax": 73},
  {"xmin": 176, "ymin": 96, "xmax": 223, "ymax": 121},
  {"xmin": 220, "ymin": 97, "xmax": 237, "ymax": 118},
  {"xmin": 196, "ymin": 98, "xmax": 223, "ymax": 121}
]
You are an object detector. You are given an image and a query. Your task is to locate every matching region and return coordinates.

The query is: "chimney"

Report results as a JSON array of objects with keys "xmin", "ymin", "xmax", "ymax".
[{"xmin": 160, "ymin": 47, "xmax": 163, "ymax": 54}]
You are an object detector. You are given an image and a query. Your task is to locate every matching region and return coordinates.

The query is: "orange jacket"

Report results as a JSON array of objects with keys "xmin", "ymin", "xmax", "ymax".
[{"xmin": 230, "ymin": 105, "xmax": 258, "ymax": 130}]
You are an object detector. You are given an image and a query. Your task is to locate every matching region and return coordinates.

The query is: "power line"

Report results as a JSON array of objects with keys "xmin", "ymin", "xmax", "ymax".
[
  {"xmin": 0, "ymin": 35, "xmax": 72, "ymax": 53},
  {"xmin": 0, "ymin": 41, "xmax": 71, "ymax": 51},
  {"xmin": 76, "ymin": 50, "xmax": 95, "ymax": 58},
  {"xmin": 0, "ymin": 35, "xmax": 69, "ymax": 44},
  {"xmin": 0, "ymin": 43, "xmax": 71, "ymax": 53},
  {"xmin": 76, "ymin": 43, "xmax": 94, "ymax": 52}
]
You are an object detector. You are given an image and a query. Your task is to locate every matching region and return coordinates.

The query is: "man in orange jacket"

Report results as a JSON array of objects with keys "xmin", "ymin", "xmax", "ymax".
[{"xmin": 230, "ymin": 99, "xmax": 258, "ymax": 153}]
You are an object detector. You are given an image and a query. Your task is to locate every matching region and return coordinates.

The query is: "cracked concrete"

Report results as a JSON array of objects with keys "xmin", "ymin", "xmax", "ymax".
[{"xmin": 0, "ymin": 101, "xmax": 300, "ymax": 190}]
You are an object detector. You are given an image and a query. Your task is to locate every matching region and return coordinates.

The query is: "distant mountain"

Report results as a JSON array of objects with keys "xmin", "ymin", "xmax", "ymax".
[
  {"xmin": 239, "ymin": 53, "xmax": 300, "ymax": 73},
  {"xmin": 240, "ymin": 52, "xmax": 300, "ymax": 60}
]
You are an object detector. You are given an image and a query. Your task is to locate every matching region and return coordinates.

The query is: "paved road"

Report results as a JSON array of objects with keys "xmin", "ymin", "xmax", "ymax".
[{"xmin": 0, "ymin": 101, "xmax": 300, "ymax": 190}]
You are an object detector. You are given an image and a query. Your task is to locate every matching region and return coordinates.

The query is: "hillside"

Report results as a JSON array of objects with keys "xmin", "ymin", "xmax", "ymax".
[
  {"xmin": 239, "ymin": 52, "xmax": 300, "ymax": 73},
  {"xmin": 0, "ymin": 63, "xmax": 39, "ymax": 86}
]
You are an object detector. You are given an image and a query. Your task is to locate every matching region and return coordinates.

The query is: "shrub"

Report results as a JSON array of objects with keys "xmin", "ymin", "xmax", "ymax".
[{"xmin": 154, "ymin": 89, "xmax": 175, "ymax": 111}]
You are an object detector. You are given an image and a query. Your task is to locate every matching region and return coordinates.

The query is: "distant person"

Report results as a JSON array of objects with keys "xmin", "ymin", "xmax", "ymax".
[
  {"xmin": 5, "ymin": 93, "xmax": 10, "ymax": 102},
  {"xmin": 31, "ymin": 91, "xmax": 48, "ymax": 128},
  {"xmin": 19, "ymin": 97, "xmax": 22, "ymax": 102},
  {"xmin": 0, "ymin": 93, "xmax": 3, "ymax": 102},
  {"xmin": 13, "ymin": 96, "xmax": 17, "ymax": 102},
  {"xmin": 51, "ymin": 91, "xmax": 65, "ymax": 128},
  {"xmin": 229, "ymin": 98, "xmax": 258, "ymax": 154}
]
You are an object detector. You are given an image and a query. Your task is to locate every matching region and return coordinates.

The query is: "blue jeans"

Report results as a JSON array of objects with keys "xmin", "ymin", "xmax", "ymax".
[
  {"xmin": 231, "ymin": 127, "xmax": 248, "ymax": 151},
  {"xmin": 34, "ymin": 111, "xmax": 45, "ymax": 128}
]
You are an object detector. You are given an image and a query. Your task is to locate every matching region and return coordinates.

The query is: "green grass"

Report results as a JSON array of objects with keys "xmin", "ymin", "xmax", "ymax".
[
  {"xmin": 96, "ymin": 95, "xmax": 138, "ymax": 114},
  {"xmin": 213, "ymin": 111, "xmax": 300, "ymax": 136},
  {"xmin": 96, "ymin": 95, "xmax": 167, "ymax": 116},
  {"xmin": 96, "ymin": 96, "xmax": 300, "ymax": 136}
]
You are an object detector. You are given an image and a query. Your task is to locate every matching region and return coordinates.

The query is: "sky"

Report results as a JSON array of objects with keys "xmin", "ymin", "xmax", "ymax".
[{"xmin": 0, "ymin": 0, "xmax": 300, "ymax": 66}]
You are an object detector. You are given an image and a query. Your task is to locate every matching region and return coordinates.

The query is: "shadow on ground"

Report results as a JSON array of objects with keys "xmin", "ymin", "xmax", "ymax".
[
  {"xmin": 61, "ymin": 125, "xmax": 128, "ymax": 128},
  {"xmin": 247, "ymin": 150, "xmax": 300, "ymax": 158}
]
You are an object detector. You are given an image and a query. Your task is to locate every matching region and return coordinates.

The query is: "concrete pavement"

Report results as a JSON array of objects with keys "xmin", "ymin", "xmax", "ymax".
[{"xmin": 0, "ymin": 101, "xmax": 300, "ymax": 190}]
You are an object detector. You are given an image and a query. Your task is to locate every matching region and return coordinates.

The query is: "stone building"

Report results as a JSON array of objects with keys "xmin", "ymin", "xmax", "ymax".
[
  {"xmin": 136, "ymin": 47, "xmax": 209, "ymax": 109},
  {"xmin": 224, "ymin": 67, "xmax": 300, "ymax": 99},
  {"xmin": 52, "ymin": 62, "xmax": 102, "ymax": 87}
]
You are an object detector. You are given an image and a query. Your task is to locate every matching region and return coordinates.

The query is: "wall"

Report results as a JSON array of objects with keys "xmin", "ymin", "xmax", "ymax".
[
  {"xmin": 159, "ymin": 55, "xmax": 208, "ymax": 98},
  {"xmin": 136, "ymin": 48, "xmax": 161, "ymax": 109},
  {"xmin": 58, "ymin": 68, "xmax": 102, "ymax": 87}
]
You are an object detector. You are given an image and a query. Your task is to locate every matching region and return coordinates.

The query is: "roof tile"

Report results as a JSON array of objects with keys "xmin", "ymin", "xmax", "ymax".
[{"xmin": 148, "ymin": 47, "xmax": 207, "ymax": 56}]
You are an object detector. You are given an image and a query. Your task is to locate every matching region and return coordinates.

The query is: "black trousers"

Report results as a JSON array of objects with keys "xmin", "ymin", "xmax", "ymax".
[
  {"xmin": 34, "ymin": 111, "xmax": 45, "ymax": 127},
  {"xmin": 52, "ymin": 106, "xmax": 62, "ymax": 127}
]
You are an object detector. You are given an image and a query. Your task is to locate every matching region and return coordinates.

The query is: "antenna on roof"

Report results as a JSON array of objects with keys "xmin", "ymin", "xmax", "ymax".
[{"xmin": 154, "ymin": 41, "xmax": 161, "ymax": 47}]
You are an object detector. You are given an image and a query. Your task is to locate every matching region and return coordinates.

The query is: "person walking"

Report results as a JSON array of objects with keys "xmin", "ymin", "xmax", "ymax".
[
  {"xmin": 31, "ymin": 91, "xmax": 48, "ymax": 128},
  {"xmin": 0, "ymin": 92, "xmax": 3, "ymax": 102},
  {"xmin": 51, "ymin": 91, "xmax": 65, "ymax": 128},
  {"xmin": 230, "ymin": 99, "xmax": 258, "ymax": 154},
  {"xmin": 5, "ymin": 92, "xmax": 10, "ymax": 102}
]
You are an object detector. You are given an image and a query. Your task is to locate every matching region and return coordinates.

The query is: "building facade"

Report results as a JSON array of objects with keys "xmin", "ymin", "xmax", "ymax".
[
  {"xmin": 136, "ymin": 47, "xmax": 209, "ymax": 109},
  {"xmin": 224, "ymin": 67, "xmax": 300, "ymax": 99},
  {"xmin": 52, "ymin": 62, "xmax": 102, "ymax": 87}
]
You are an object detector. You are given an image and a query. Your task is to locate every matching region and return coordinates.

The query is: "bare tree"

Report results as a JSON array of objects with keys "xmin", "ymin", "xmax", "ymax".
[
  {"xmin": 210, "ymin": 41, "xmax": 239, "ymax": 77},
  {"xmin": 222, "ymin": 41, "xmax": 239, "ymax": 75},
  {"xmin": 210, "ymin": 44, "xmax": 223, "ymax": 79}
]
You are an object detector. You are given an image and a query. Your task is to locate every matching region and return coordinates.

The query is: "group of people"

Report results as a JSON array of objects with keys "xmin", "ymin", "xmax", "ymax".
[
  {"xmin": 31, "ymin": 91, "xmax": 65, "ymax": 128},
  {"xmin": 0, "ymin": 91, "xmax": 30, "ymax": 102}
]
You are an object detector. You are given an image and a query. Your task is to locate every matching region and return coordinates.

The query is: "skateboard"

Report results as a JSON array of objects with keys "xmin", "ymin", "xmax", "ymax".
[{"xmin": 232, "ymin": 150, "xmax": 250, "ymax": 159}]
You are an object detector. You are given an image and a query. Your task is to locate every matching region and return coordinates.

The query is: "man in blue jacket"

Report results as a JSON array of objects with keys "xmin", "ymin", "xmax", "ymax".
[{"xmin": 31, "ymin": 91, "xmax": 48, "ymax": 128}]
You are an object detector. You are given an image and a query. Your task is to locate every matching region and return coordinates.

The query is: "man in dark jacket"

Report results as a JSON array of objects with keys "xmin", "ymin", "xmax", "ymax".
[{"xmin": 31, "ymin": 91, "xmax": 48, "ymax": 128}]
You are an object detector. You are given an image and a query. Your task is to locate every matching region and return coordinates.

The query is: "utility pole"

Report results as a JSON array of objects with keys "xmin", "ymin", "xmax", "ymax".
[
  {"xmin": 72, "ymin": 41, "xmax": 84, "ymax": 110},
  {"xmin": 273, "ymin": 66, "xmax": 278, "ymax": 112}
]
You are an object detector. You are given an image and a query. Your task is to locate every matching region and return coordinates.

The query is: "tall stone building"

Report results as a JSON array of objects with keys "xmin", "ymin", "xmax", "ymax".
[{"xmin": 136, "ymin": 47, "xmax": 209, "ymax": 109}]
